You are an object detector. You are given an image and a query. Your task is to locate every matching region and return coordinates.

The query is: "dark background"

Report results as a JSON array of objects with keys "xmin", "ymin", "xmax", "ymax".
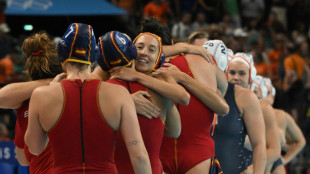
[{"xmin": 6, "ymin": 15, "xmax": 130, "ymax": 39}]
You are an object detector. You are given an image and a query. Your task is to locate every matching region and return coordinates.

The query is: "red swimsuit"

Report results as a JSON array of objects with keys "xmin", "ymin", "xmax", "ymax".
[
  {"xmin": 160, "ymin": 55, "xmax": 215, "ymax": 174},
  {"xmin": 14, "ymin": 100, "xmax": 54, "ymax": 174},
  {"xmin": 48, "ymin": 79, "xmax": 117, "ymax": 174},
  {"xmin": 108, "ymin": 79, "xmax": 165, "ymax": 174}
]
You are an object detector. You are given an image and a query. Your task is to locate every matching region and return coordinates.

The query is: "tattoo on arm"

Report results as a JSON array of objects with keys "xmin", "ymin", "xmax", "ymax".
[{"xmin": 128, "ymin": 140, "xmax": 138, "ymax": 146}]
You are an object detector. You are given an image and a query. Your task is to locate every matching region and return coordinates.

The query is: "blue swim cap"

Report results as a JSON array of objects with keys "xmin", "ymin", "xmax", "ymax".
[
  {"xmin": 58, "ymin": 23, "xmax": 96, "ymax": 66},
  {"xmin": 96, "ymin": 31, "xmax": 137, "ymax": 71}
]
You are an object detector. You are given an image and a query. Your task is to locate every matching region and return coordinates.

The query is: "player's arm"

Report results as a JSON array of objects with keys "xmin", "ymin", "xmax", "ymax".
[
  {"xmin": 14, "ymin": 119, "xmax": 29, "ymax": 166},
  {"xmin": 163, "ymin": 103, "xmax": 181, "ymax": 138},
  {"xmin": 282, "ymin": 111, "xmax": 306, "ymax": 165},
  {"xmin": 0, "ymin": 79, "xmax": 51, "ymax": 109},
  {"xmin": 24, "ymin": 87, "xmax": 49, "ymax": 155},
  {"xmin": 110, "ymin": 66, "xmax": 190, "ymax": 105},
  {"xmin": 216, "ymin": 68, "xmax": 229, "ymax": 96},
  {"xmin": 16, "ymin": 147, "xmax": 29, "ymax": 166},
  {"xmin": 157, "ymin": 63, "xmax": 229, "ymax": 115},
  {"xmin": 261, "ymin": 101, "xmax": 281, "ymax": 167},
  {"xmin": 242, "ymin": 90, "xmax": 266, "ymax": 174},
  {"xmin": 117, "ymin": 87, "xmax": 152, "ymax": 174},
  {"xmin": 163, "ymin": 43, "xmax": 214, "ymax": 63}
]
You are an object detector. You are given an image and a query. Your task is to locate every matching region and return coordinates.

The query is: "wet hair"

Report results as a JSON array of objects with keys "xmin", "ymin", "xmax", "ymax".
[
  {"xmin": 22, "ymin": 32, "xmax": 63, "ymax": 80},
  {"xmin": 139, "ymin": 17, "xmax": 172, "ymax": 45}
]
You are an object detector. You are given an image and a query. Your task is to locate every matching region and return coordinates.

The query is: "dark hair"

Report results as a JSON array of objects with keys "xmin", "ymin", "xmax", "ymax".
[
  {"xmin": 22, "ymin": 32, "xmax": 63, "ymax": 80},
  {"xmin": 139, "ymin": 17, "xmax": 172, "ymax": 45}
]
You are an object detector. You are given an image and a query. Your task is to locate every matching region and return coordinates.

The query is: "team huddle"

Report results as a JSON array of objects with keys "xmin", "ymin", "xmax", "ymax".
[{"xmin": 0, "ymin": 18, "xmax": 306, "ymax": 174}]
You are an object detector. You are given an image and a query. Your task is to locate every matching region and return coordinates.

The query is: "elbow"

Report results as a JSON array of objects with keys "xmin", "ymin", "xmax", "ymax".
[
  {"xmin": 24, "ymin": 136, "xmax": 44, "ymax": 156},
  {"xmin": 164, "ymin": 123, "xmax": 181, "ymax": 138},
  {"xmin": 28, "ymin": 146, "xmax": 44, "ymax": 156},
  {"xmin": 174, "ymin": 127, "xmax": 181, "ymax": 138},
  {"xmin": 16, "ymin": 148, "xmax": 29, "ymax": 166},
  {"xmin": 179, "ymin": 92, "xmax": 190, "ymax": 106},
  {"xmin": 299, "ymin": 137, "xmax": 306, "ymax": 149},
  {"xmin": 165, "ymin": 128, "xmax": 181, "ymax": 138},
  {"xmin": 172, "ymin": 132, "xmax": 181, "ymax": 138},
  {"xmin": 216, "ymin": 102, "xmax": 229, "ymax": 116},
  {"xmin": 17, "ymin": 158, "xmax": 29, "ymax": 166},
  {"xmin": 133, "ymin": 153, "xmax": 148, "ymax": 163},
  {"xmin": 130, "ymin": 150, "xmax": 150, "ymax": 168},
  {"xmin": 222, "ymin": 103, "xmax": 230, "ymax": 115}
]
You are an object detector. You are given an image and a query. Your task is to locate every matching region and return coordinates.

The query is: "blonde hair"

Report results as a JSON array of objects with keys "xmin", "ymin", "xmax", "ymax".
[
  {"xmin": 22, "ymin": 32, "xmax": 62, "ymax": 80},
  {"xmin": 187, "ymin": 31, "xmax": 209, "ymax": 44}
]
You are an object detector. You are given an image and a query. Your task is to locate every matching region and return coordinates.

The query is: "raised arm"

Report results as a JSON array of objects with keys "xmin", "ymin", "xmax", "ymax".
[
  {"xmin": 118, "ymin": 87, "xmax": 152, "ymax": 174},
  {"xmin": 163, "ymin": 43, "xmax": 214, "ymax": 64},
  {"xmin": 241, "ymin": 90, "xmax": 266, "ymax": 174},
  {"xmin": 110, "ymin": 66, "xmax": 190, "ymax": 105},
  {"xmin": 261, "ymin": 101, "xmax": 281, "ymax": 167},
  {"xmin": 0, "ymin": 79, "xmax": 51, "ymax": 109},
  {"xmin": 24, "ymin": 87, "xmax": 49, "ymax": 155},
  {"xmin": 282, "ymin": 111, "xmax": 306, "ymax": 165},
  {"xmin": 157, "ymin": 63, "xmax": 229, "ymax": 115}
]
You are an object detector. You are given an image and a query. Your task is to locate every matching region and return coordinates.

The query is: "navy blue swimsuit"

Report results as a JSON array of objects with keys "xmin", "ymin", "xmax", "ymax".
[
  {"xmin": 271, "ymin": 158, "xmax": 283, "ymax": 172},
  {"xmin": 243, "ymin": 148, "xmax": 253, "ymax": 169},
  {"xmin": 212, "ymin": 82, "xmax": 248, "ymax": 173}
]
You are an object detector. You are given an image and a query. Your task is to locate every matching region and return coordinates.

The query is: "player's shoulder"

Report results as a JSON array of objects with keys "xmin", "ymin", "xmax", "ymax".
[
  {"xmin": 33, "ymin": 83, "xmax": 62, "ymax": 96},
  {"xmin": 100, "ymin": 81, "xmax": 130, "ymax": 96},
  {"xmin": 235, "ymin": 85, "xmax": 256, "ymax": 99}
]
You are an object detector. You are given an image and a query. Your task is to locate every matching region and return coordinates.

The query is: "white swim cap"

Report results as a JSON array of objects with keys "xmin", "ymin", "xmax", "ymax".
[
  {"xmin": 203, "ymin": 40, "xmax": 228, "ymax": 71},
  {"xmin": 229, "ymin": 52, "xmax": 257, "ymax": 83},
  {"xmin": 263, "ymin": 77, "xmax": 276, "ymax": 97},
  {"xmin": 227, "ymin": 48, "xmax": 234, "ymax": 61},
  {"xmin": 251, "ymin": 75, "xmax": 268, "ymax": 99}
]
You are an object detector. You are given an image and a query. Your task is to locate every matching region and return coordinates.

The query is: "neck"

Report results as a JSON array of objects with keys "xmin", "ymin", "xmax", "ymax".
[{"xmin": 65, "ymin": 64, "xmax": 93, "ymax": 81}]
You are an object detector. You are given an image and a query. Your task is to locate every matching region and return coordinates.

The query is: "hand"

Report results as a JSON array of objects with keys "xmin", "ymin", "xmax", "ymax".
[
  {"xmin": 110, "ymin": 66, "xmax": 140, "ymax": 81},
  {"xmin": 132, "ymin": 91, "xmax": 160, "ymax": 119},
  {"xmin": 187, "ymin": 44, "xmax": 215, "ymax": 64},
  {"xmin": 152, "ymin": 63, "xmax": 182, "ymax": 82},
  {"xmin": 50, "ymin": 73, "xmax": 67, "ymax": 85}
]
